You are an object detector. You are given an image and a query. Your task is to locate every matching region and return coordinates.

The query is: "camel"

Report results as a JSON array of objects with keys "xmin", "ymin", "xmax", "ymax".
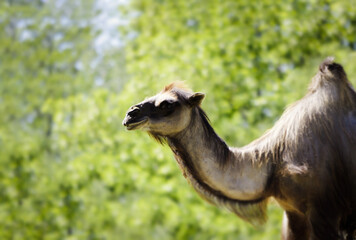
[{"xmin": 122, "ymin": 58, "xmax": 356, "ymax": 240}]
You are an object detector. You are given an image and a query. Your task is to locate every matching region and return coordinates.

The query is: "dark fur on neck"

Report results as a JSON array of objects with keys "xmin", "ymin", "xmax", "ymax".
[{"xmin": 196, "ymin": 107, "xmax": 231, "ymax": 166}]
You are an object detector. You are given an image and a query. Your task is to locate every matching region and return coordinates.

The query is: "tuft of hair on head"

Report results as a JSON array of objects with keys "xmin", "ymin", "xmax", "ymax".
[{"xmin": 162, "ymin": 81, "xmax": 193, "ymax": 93}]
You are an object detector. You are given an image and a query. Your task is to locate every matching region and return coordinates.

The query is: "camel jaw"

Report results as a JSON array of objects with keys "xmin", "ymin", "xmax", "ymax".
[{"xmin": 122, "ymin": 117, "xmax": 148, "ymax": 130}]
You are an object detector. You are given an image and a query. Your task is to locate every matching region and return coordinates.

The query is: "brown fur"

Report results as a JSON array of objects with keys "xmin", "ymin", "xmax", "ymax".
[
  {"xmin": 258, "ymin": 58, "xmax": 356, "ymax": 239},
  {"xmin": 162, "ymin": 81, "xmax": 192, "ymax": 93}
]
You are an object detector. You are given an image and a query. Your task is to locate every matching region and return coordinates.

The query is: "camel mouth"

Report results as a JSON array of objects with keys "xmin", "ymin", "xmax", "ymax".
[{"xmin": 123, "ymin": 118, "xmax": 148, "ymax": 130}]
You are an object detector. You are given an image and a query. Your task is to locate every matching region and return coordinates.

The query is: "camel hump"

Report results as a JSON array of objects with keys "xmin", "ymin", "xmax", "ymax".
[{"xmin": 319, "ymin": 57, "xmax": 347, "ymax": 80}]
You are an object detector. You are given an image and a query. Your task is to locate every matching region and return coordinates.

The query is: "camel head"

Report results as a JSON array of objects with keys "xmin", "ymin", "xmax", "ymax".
[{"xmin": 122, "ymin": 82, "xmax": 205, "ymax": 137}]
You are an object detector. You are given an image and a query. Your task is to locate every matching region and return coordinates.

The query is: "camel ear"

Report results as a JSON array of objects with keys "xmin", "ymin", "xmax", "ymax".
[{"xmin": 188, "ymin": 92, "xmax": 205, "ymax": 106}]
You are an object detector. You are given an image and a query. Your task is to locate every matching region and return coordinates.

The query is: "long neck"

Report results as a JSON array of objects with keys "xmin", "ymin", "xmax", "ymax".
[
  {"xmin": 166, "ymin": 107, "xmax": 275, "ymax": 225},
  {"xmin": 169, "ymin": 107, "xmax": 273, "ymax": 200}
]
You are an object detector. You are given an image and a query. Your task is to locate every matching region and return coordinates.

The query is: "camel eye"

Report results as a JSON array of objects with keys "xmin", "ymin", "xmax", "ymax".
[{"xmin": 159, "ymin": 100, "xmax": 174, "ymax": 110}]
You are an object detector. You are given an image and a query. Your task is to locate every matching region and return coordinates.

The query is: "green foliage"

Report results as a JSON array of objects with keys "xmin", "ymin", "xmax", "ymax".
[{"xmin": 0, "ymin": 0, "xmax": 356, "ymax": 239}]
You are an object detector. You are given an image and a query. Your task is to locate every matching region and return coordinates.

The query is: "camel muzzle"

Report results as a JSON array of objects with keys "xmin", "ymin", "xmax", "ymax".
[{"xmin": 122, "ymin": 105, "xmax": 149, "ymax": 130}]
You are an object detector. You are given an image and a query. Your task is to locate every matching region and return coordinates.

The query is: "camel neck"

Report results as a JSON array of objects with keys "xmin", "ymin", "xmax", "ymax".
[{"xmin": 167, "ymin": 107, "xmax": 273, "ymax": 201}]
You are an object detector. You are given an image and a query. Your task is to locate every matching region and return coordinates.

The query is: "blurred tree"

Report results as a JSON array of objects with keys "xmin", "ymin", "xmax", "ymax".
[
  {"xmin": 0, "ymin": 0, "xmax": 356, "ymax": 239},
  {"xmin": 0, "ymin": 0, "xmax": 125, "ymax": 239}
]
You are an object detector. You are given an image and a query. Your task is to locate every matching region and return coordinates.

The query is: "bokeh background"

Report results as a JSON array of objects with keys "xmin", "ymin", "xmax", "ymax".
[{"xmin": 1, "ymin": 0, "xmax": 356, "ymax": 239}]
